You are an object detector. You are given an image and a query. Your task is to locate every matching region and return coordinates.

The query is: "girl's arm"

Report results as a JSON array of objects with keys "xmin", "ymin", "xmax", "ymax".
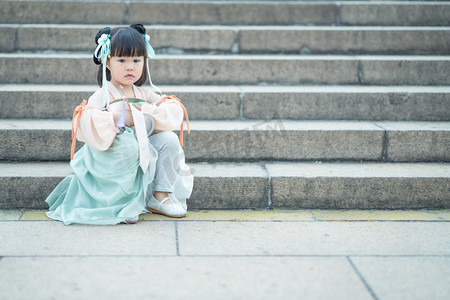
[
  {"xmin": 75, "ymin": 89, "xmax": 118, "ymax": 151},
  {"xmin": 140, "ymin": 100, "xmax": 184, "ymax": 132},
  {"xmin": 138, "ymin": 87, "xmax": 184, "ymax": 132}
]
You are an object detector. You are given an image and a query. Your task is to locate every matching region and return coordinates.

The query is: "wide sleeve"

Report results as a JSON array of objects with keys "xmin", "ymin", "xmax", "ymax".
[
  {"xmin": 139, "ymin": 88, "xmax": 184, "ymax": 132},
  {"xmin": 141, "ymin": 100, "xmax": 183, "ymax": 131},
  {"xmin": 76, "ymin": 90, "xmax": 118, "ymax": 151}
]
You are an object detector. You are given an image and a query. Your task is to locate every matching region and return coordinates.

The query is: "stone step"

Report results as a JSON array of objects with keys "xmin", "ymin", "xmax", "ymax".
[
  {"xmin": 1, "ymin": 161, "xmax": 448, "ymax": 210},
  {"xmin": 1, "ymin": 53, "xmax": 450, "ymax": 85},
  {"xmin": 340, "ymin": 1, "xmax": 450, "ymax": 26},
  {"xmin": 1, "ymin": 1, "xmax": 449, "ymax": 26},
  {"xmin": 1, "ymin": 84, "xmax": 449, "ymax": 121},
  {"xmin": 3, "ymin": 24, "xmax": 450, "ymax": 55},
  {"xmin": 239, "ymin": 26, "xmax": 450, "ymax": 55},
  {"xmin": 0, "ymin": 119, "xmax": 448, "ymax": 162}
]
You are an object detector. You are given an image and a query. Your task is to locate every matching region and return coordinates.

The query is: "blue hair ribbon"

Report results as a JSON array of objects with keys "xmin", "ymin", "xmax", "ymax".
[
  {"xmin": 143, "ymin": 34, "xmax": 156, "ymax": 59},
  {"xmin": 94, "ymin": 34, "xmax": 111, "ymax": 108},
  {"xmin": 143, "ymin": 33, "xmax": 161, "ymax": 95}
]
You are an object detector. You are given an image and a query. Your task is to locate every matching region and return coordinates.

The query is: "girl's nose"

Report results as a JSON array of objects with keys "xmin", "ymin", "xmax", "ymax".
[{"xmin": 126, "ymin": 62, "xmax": 134, "ymax": 70}]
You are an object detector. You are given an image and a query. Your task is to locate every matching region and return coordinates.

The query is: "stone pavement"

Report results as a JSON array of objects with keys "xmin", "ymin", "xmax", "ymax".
[{"xmin": 1, "ymin": 210, "xmax": 450, "ymax": 300}]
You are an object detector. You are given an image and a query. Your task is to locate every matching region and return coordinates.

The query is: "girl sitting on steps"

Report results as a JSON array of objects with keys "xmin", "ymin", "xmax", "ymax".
[{"xmin": 46, "ymin": 24, "xmax": 193, "ymax": 225}]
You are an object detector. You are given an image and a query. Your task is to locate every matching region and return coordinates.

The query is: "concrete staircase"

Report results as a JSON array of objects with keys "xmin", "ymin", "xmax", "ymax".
[{"xmin": 0, "ymin": 0, "xmax": 449, "ymax": 210}]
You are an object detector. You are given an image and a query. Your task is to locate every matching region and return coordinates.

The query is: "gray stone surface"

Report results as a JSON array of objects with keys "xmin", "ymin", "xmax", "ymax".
[
  {"xmin": 0, "ymin": 120, "xmax": 73, "ymax": 160},
  {"xmin": 3, "ymin": 120, "xmax": 448, "ymax": 163},
  {"xmin": 0, "ymin": 1, "xmax": 127, "ymax": 24},
  {"xmin": 0, "ymin": 54, "xmax": 359, "ymax": 85},
  {"xmin": 0, "ymin": 210, "xmax": 22, "ymax": 220},
  {"xmin": 15, "ymin": 25, "xmax": 236, "ymax": 52},
  {"xmin": 341, "ymin": 3, "xmax": 450, "ymax": 26},
  {"xmin": 1, "ymin": 0, "xmax": 450, "ymax": 297},
  {"xmin": 151, "ymin": 26, "xmax": 236, "ymax": 52},
  {"xmin": 351, "ymin": 257, "xmax": 450, "ymax": 300},
  {"xmin": 187, "ymin": 163, "xmax": 269, "ymax": 209},
  {"xmin": 240, "ymin": 27, "xmax": 450, "ymax": 54},
  {"xmin": 0, "ymin": 162, "xmax": 72, "ymax": 209},
  {"xmin": 4, "ymin": 54, "xmax": 450, "ymax": 85},
  {"xmin": 0, "ymin": 85, "xmax": 241, "ymax": 120},
  {"xmin": 359, "ymin": 56, "xmax": 450, "ymax": 85},
  {"xmin": 183, "ymin": 120, "xmax": 384, "ymax": 161},
  {"xmin": 178, "ymin": 221, "xmax": 450, "ymax": 256},
  {"xmin": 3, "ymin": 161, "xmax": 449, "ymax": 210},
  {"xmin": 163, "ymin": 86, "xmax": 241, "ymax": 120},
  {"xmin": 1, "ymin": 219, "xmax": 450, "ymax": 300},
  {"xmin": 0, "ymin": 162, "xmax": 269, "ymax": 209},
  {"xmin": 0, "ymin": 120, "xmax": 386, "ymax": 161},
  {"xmin": 1, "ymin": 0, "xmax": 450, "ymax": 220},
  {"xmin": 129, "ymin": 2, "xmax": 337, "ymax": 25},
  {"xmin": 0, "ymin": 89, "xmax": 90, "ymax": 119},
  {"xmin": 0, "ymin": 54, "xmax": 96, "ymax": 84},
  {"xmin": 0, "ymin": 26, "xmax": 16, "ymax": 52},
  {"xmin": 0, "ymin": 176, "xmax": 66, "ymax": 209},
  {"xmin": 377, "ymin": 121, "xmax": 450, "ymax": 162},
  {"xmin": 3, "ymin": 1, "xmax": 450, "ymax": 27},
  {"xmin": 150, "ymin": 55, "xmax": 358, "ymax": 85},
  {"xmin": 2, "ymin": 85, "xmax": 449, "ymax": 121},
  {"xmin": 241, "ymin": 86, "xmax": 450, "ymax": 121},
  {"xmin": 10, "ymin": 25, "xmax": 450, "ymax": 55},
  {"xmin": 0, "ymin": 221, "xmax": 176, "ymax": 256},
  {"xmin": 267, "ymin": 162, "xmax": 450, "ymax": 209},
  {"xmin": 0, "ymin": 161, "xmax": 73, "ymax": 177},
  {"xmin": 0, "ymin": 256, "xmax": 372, "ymax": 300},
  {"xmin": 17, "ymin": 26, "xmax": 97, "ymax": 52}
]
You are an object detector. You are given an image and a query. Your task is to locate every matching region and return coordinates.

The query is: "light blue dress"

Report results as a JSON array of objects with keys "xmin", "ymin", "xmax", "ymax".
[
  {"xmin": 46, "ymin": 83, "xmax": 193, "ymax": 225},
  {"xmin": 46, "ymin": 127, "xmax": 157, "ymax": 225}
]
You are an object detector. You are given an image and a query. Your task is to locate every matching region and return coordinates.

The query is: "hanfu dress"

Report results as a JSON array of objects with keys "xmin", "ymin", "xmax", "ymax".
[{"xmin": 46, "ymin": 82, "xmax": 193, "ymax": 225}]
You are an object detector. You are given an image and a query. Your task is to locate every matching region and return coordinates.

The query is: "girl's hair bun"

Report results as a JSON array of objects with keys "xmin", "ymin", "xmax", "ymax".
[
  {"xmin": 93, "ymin": 27, "xmax": 111, "ymax": 65},
  {"xmin": 95, "ymin": 27, "xmax": 111, "ymax": 44},
  {"xmin": 130, "ymin": 24, "xmax": 146, "ymax": 34}
]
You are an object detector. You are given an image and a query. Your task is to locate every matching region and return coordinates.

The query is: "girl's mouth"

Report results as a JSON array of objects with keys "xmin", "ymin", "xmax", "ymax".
[{"xmin": 125, "ymin": 74, "xmax": 135, "ymax": 78}]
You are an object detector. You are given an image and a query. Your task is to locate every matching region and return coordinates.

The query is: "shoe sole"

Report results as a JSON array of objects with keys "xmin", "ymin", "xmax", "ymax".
[
  {"xmin": 121, "ymin": 219, "xmax": 138, "ymax": 224},
  {"xmin": 147, "ymin": 206, "xmax": 186, "ymax": 218}
]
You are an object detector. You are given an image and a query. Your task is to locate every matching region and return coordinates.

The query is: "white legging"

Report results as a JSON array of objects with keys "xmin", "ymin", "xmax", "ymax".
[{"xmin": 148, "ymin": 131, "xmax": 185, "ymax": 193}]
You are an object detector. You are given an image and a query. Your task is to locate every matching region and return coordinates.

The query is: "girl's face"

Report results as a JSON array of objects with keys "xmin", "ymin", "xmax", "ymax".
[{"xmin": 107, "ymin": 56, "xmax": 144, "ymax": 88}]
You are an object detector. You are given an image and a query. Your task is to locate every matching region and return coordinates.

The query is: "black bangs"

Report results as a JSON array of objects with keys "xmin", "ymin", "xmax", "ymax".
[{"xmin": 110, "ymin": 27, "xmax": 146, "ymax": 57}]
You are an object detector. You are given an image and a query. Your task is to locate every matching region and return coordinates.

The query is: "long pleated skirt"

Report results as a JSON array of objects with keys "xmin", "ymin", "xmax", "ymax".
[{"xmin": 46, "ymin": 128, "xmax": 153, "ymax": 225}]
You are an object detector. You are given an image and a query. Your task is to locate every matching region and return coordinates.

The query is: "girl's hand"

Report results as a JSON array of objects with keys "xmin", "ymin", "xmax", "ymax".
[{"xmin": 109, "ymin": 102, "xmax": 134, "ymax": 126}]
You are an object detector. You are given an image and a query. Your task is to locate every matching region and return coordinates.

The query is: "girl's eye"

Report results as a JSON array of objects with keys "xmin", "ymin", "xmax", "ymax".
[
  {"xmin": 134, "ymin": 59, "xmax": 140, "ymax": 63},
  {"xmin": 118, "ymin": 59, "xmax": 126, "ymax": 63}
]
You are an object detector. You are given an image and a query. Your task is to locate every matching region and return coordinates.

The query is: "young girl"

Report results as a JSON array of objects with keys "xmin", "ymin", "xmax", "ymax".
[{"xmin": 46, "ymin": 24, "xmax": 193, "ymax": 225}]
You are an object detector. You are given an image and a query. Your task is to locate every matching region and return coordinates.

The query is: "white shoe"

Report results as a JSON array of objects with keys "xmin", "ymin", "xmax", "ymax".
[{"xmin": 147, "ymin": 195, "xmax": 187, "ymax": 218}]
